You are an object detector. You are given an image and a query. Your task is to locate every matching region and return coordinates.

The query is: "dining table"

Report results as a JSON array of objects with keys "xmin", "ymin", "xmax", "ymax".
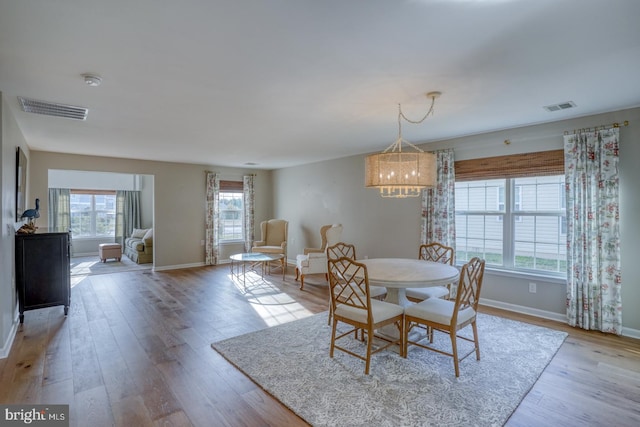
[
  {"xmin": 357, "ymin": 258, "xmax": 460, "ymax": 341},
  {"xmin": 359, "ymin": 258, "xmax": 460, "ymax": 307}
]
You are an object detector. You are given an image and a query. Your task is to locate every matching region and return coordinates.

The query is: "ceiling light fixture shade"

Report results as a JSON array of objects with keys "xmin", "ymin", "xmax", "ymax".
[{"xmin": 365, "ymin": 92, "xmax": 440, "ymax": 198}]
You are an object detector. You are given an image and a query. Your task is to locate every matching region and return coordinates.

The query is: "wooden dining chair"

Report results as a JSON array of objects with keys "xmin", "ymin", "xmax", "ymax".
[
  {"xmin": 326, "ymin": 241, "xmax": 357, "ymax": 260},
  {"xmin": 403, "ymin": 257, "xmax": 485, "ymax": 377},
  {"xmin": 406, "ymin": 242, "xmax": 455, "ymax": 302},
  {"xmin": 325, "ymin": 242, "xmax": 386, "ymax": 327},
  {"xmin": 328, "ymin": 256, "xmax": 405, "ymax": 375}
]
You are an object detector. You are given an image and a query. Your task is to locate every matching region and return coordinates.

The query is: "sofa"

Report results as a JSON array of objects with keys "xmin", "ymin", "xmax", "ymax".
[{"xmin": 124, "ymin": 228, "xmax": 153, "ymax": 264}]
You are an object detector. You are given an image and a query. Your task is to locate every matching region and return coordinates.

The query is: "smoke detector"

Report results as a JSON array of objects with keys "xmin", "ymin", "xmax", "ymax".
[{"xmin": 83, "ymin": 74, "xmax": 102, "ymax": 87}]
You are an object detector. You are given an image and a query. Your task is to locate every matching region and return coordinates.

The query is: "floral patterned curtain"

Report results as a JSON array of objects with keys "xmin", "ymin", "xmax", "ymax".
[
  {"xmin": 243, "ymin": 174, "xmax": 255, "ymax": 252},
  {"xmin": 421, "ymin": 149, "xmax": 456, "ymax": 250},
  {"xmin": 205, "ymin": 172, "xmax": 220, "ymax": 265},
  {"xmin": 564, "ymin": 128, "xmax": 622, "ymax": 334}
]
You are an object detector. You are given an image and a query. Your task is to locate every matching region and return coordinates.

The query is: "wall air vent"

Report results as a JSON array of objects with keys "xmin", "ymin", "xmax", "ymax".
[
  {"xmin": 18, "ymin": 96, "xmax": 88, "ymax": 120},
  {"xmin": 543, "ymin": 101, "xmax": 576, "ymax": 112}
]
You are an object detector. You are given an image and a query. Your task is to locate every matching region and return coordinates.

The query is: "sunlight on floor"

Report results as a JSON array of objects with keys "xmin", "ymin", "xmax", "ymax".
[
  {"xmin": 228, "ymin": 272, "xmax": 313, "ymax": 326},
  {"xmin": 70, "ymin": 275, "xmax": 87, "ymax": 288}
]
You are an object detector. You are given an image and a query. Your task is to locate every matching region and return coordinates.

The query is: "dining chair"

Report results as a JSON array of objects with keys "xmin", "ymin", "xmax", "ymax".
[
  {"xmin": 406, "ymin": 242, "xmax": 455, "ymax": 302},
  {"xmin": 328, "ymin": 256, "xmax": 405, "ymax": 375},
  {"xmin": 403, "ymin": 256, "xmax": 485, "ymax": 377},
  {"xmin": 325, "ymin": 242, "xmax": 387, "ymax": 326},
  {"xmin": 326, "ymin": 241, "xmax": 357, "ymax": 260}
]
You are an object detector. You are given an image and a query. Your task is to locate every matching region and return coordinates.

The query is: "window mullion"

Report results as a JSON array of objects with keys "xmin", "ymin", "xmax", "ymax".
[
  {"xmin": 91, "ymin": 195, "xmax": 97, "ymax": 235},
  {"xmin": 503, "ymin": 179, "xmax": 513, "ymax": 269}
]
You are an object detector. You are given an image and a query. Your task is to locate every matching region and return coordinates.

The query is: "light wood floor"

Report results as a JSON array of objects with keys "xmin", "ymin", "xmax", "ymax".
[{"xmin": 1, "ymin": 265, "xmax": 639, "ymax": 426}]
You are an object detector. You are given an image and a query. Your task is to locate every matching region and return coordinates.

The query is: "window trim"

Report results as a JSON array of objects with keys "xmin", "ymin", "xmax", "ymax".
[
  {"xmin": 218, "ymin": 181, "xmax": 244, "ymax": 243},
  {"xmin": 455, "ymin": 176, "xmax": 566, "ymax": 278},
  {"xmin": 70, "ymin": 190, "xmax": 117, "ymax": 239}
]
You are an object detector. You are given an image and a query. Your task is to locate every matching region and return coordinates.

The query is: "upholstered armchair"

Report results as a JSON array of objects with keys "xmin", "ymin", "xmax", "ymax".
[
  {"xmin": 252, "ymin": 219, "xmax": 288, "ymax": 274},
  {"xmin": 295, "ymin": 224, "xmax": 343, "ymax": 290}
]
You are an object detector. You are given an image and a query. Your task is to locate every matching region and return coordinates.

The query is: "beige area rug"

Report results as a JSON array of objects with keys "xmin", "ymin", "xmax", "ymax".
[
  {"xmin": 212, "ymin": 312, "xmax": 567, "ymax": 427},
  {"xmin": 70, "ymin": 255, "xmax": 152, "ymax": 276}
]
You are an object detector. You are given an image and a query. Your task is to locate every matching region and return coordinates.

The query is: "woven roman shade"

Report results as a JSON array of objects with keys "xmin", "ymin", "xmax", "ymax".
[
  {"xmin": 220, "ymin": 180, "xmax": 243, "ymax": 192},
  {"xmin": 454, "ymin": 149, "xmax": 564, "ymax": 181}
]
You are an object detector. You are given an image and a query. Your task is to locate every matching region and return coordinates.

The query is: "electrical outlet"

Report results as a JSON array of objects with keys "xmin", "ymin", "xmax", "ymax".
[
  {"xmin": 200, "ymin": 240, "xmax": 205, "ymax": 246},
  {"xmin": 528, "ymin": 282, "xmax": 537, "ymax": 293}
]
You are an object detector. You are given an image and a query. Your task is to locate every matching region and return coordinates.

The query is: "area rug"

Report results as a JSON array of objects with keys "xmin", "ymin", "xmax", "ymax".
[
  {"xmin": 70, "ymin": 255, "xmax": 152, "ymax": 276},
  {"xmin": 211, "ymin": 312, "xmax": 567, "ymax": 427}
]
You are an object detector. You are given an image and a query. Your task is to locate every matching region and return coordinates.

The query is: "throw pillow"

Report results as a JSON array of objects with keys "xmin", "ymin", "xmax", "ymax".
[
  {"xmin": 131, "ymin": 228, "xmax": 147, "ymax": 239},
  {"xmin": 143, "ymin": 228, "xmax": 153, "ymax": 241}
]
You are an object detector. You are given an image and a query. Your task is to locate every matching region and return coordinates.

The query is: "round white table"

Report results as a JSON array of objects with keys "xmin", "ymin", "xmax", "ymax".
[
  {"xmin": 230, "ymin": 252, "xmax": 285, "ymax": 285},
  {"xmin": 360, "ymin": 258, "xmax": 459, "ymax": 307}
]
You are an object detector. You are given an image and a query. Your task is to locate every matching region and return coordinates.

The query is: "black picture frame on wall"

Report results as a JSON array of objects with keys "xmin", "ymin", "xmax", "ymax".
[{"xmin": 16, "ymin": 147, "xmax": 27, "ymax": 222}]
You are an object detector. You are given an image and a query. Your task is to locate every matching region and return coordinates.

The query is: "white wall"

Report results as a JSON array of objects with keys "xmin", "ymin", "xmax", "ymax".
[
  {"xmin": 273, "ymin": 107, "xmax": 640, "ymax": 335},
  {"xmin": 0, "ymin": 93, "xmax": 27, "ymax": 357},
  {"xmin": 48, "ymin": 170, "xmax": 139, "ymax": 190}
]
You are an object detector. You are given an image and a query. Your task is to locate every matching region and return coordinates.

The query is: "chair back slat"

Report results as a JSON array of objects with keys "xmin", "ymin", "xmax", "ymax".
[
  {"xmin": 419, "ymin": 242, "xmax": 454, "ymax": 265},
  {"xmin": 327, "ymin": 242, "xmax": 357, "ymax": 260},
  {"xmin": 328, "ymin": 257, "xmax": 371, "ymax": 315},
  {"xmin": 453, "ymin": 257, "xmax": 485, "ymax": 315}
]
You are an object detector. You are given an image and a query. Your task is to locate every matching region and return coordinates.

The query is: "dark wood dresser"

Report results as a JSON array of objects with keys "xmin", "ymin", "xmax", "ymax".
[{"xmin": 15, "ymin": 230, "xmax": 70, "ymax": 323}]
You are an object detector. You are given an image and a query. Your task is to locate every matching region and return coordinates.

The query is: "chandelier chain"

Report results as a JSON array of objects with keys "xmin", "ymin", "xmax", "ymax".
[{"xmin": 398, "ymin": 94, "xmax": 437, "ymax": 124}]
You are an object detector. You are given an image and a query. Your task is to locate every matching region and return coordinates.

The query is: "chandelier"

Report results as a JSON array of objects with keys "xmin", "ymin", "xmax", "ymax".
[{"xmin": 365, "ymin": 92, "xmax": 440, "ymax": 198}]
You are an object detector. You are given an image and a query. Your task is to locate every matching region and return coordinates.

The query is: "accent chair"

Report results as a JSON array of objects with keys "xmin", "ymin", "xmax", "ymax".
[
  {"xmin": 295, "ymin": 224, "xmax": 343, "ymax": 290},
  {"xmin": 251, "ymin": 219, "xmax": 288, "ymax": 274}
]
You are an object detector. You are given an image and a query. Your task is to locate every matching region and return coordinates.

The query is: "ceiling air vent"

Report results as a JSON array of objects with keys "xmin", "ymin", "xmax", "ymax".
[
  {"xmin": 18, "ymin": 96, "xmax": 88, "ymax": 120},
  {"xmin": 543, "ymin": 101, "xmax": 576, "ymax": 112}
]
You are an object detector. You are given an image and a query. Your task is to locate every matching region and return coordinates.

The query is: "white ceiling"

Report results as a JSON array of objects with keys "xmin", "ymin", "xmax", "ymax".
[{"xmin": 1, "ymin": 0, "xmax": 639, "ymax": 169}]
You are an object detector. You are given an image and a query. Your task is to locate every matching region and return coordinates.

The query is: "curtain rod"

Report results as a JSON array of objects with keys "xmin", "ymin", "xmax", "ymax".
[{"xmin": 564, "ymin": 120, "xmax": 629, "ymax": 136}]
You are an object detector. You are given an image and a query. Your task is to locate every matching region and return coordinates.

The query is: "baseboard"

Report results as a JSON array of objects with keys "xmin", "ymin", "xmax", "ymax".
[
  {"xmin": 480, "ymin": 298, "xmax": 566, "ymax": 323},
  {"xmin": 622, "ymin": 326, "xmax": 640, "ymax": 340},
  {"xmin": 0, "ymin": 310, "xmax": 20, "ymax": 359},
  {"xmin": 152, "ymin": 262, "xmax": 206, "ymax": 272},
  {"xmin": 481, "ymin": 297, "xmax": 640, "ymax": 339}
]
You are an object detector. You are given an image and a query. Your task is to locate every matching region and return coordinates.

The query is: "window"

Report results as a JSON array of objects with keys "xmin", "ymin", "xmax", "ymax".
[
  {"xmin": 497, "ymin": 185, "xmax": 521, "ymax": 221},
  {"xmin": 455, "ymin": 175, "xmax": 566, "ymax": 275},
  {"xmin": 219, "ymin": 181, "xmax": 244, "ymax": 242},
  {"xmin": 70, "ymin": 191, "xmax": 116, "ymax": 238}
]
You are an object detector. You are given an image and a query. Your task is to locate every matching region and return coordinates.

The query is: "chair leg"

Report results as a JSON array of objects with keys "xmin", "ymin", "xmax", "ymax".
[
  {"xmin": 450, "ymin": 330, "xmax": 460, "ymax": 377},
  {"xmin": 299, "ymin": 274, "xmax": 305, "ymax": 290},
  {"xmin": 397, "ymin": 319, "xmax": 405, "ymax": 358},
  {"xmin": 365, "ymin": 326, "xmax": 374, "ymax": 375},
  {"xmin": 295, "ymin": 267, "xmax": 300, "ymax": 281},
  {"xmin": 403, "ymin": 318, "xmax": 409, "ymax": 358},
  {"xmin": 330, "ymin": 318, "xmax": 338, "ymax": 358},
  {"xmin": 472, "ymin": 320, "xmax": 481, "ymax": 360}
]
